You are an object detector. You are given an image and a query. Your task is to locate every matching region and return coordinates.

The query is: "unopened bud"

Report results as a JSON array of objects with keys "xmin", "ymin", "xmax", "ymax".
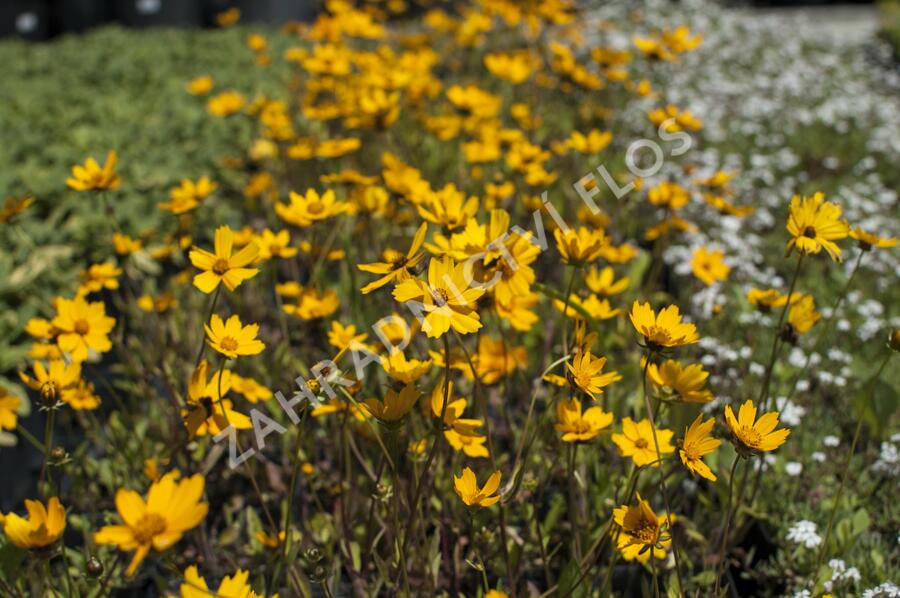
[
  {"xmin": 889, "ymin": 329, "xmax": 900, "ymax": 353},
  {"xmin": 86, "ymin": 556, "xmax": 103, "ymax": 577}
]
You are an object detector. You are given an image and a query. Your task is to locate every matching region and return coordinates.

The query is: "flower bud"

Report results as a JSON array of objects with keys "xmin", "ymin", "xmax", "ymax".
[
  {"xmin": 86, "ymin": 556, "xmax": 103, "ymax": 577},
  {"xmin": 889, "ymin": 329, "xmax": 900, "ymax": 353}
]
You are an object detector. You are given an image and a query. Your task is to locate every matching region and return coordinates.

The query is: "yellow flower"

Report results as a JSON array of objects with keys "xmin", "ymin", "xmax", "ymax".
[
  {"xmin": 275, "ymin": 189, "xmax": 348, "ymax": 227},
  {"xmin": 358, "ymin": 222, "xmax": 427, "ymax": 294},
  {"xmin": 691, "ymin": 246, "xmax": 730, "ymax": 285},
  {"xmin": 178, "ymin": 565, "xmax": 265, "ymax": 598},
  {"xmin": 207, "ymin": 90, "xmax": 246, "ymax": 117},
  {"xmin": 785, "ymin": 192, "xmax": 849, "ymax": 261},
  {"xmin": 159, "ymin": 176, "xmax": 217, "ymax": 214},
  {"xmin": 747, "ymin": 288, "xmax": 801, "ymax": 310},
  {"xmin": 113, "ymin": 232, "xmax": 143, "ymax": 255},
  {"xmin": 484, "ymin": 51, "xmax": 536, "ymax": 84},
  {"xmin": 182, "ymin": 361, "xmax": 251, "ymax": 437},
  {"xmin": 724, "ymin": 399, "xmax": 790, "ymax": 455},
  {"xmin": 787, "ymin": 295, "xmax": 821, "ymax": 334},
  {"xmin": 629, "ymin": 301, "xmax": 699, "ymax": 349},
  {"xmin": 417, "ymin": 184, "xmax": 479, "ymax": 230},
  {"xmin": 0, "ymin": 387, "xmax": 22, "ymax": 430},
  {"xmin": 137, "ymin": 293, "xmax": 178, "ymax": 313},
  {"xmin": 393, "ymin": 256, "xmax": 485, "ymax": 338},
  {"xmin": 362, "ymin": 383, "xmax": 420, "ymax": 422},
  {"xmin": 282, "ymin": 288, "xmax": 340, "ymax": 320},
  {"xmin": 647, "ymin": 181, "xmax": 690, "ymax": 209},
  {"xmin": 554, "ymin": 227, "xmax": 606, "ymax": 264},
  {"xmin": 327, "ymin": 321, "xmax": 369, "ymax": 352},
  {"xmin": 566, "ymin": 129, "xmax": 613, "ymax": 154},
  {"xmin": 255, "ymin": 530, "xmax": 285, "ymax": 549},
  {"xmin": 1, "ymin": 497, "xmax": 66, "ymax": 549},
  {"xmin": 315, "ymin": 138, "xmax": 361, "ymax": 158},
  {"xmin": 495, "ymin": 291, "xmax": 540, "ymax": 332},
  {"xmin": 52, "ymin": 296, "xmax": 116, "ymax": 362},
  {"xmin": 566, "ymin": 349, "xmax": 621, "ymax": 397},
  {"xmin": 229, "ymin": 374, "xmax": 272, "ymax": 403},
  {"xmin": 185, "ymin": 76, "xmax": 213, "ymax": 96},
  {"xmin": 555, "ymin": 397, "xmax": 614, "ymax": 442},
  {"xmin": 78, "ymin": 262, "xmax": 122, "ymax": 295},
  {"xmin": 612, "ymin": 417, "xmax": 675, "ymax": 467},
  {"xmin": 66, "ymin": 151, "xmax": 121, "ymax": 191},
  {"xmin": 679, "ymin": 415, "xmax": 721, "ymax": 481},
  {"xmin": 381, "ymin": 350, "xmax": 432, "ymax": 384},
  {"xmin": 850, "ymin": 227, "xmax": 897, "ymax": 251},
  {"xmin": 612, "ymin": 494, "xmax": 672, "ymax": 563},
  {"xmin": 585, "ymin": 266, "xmax": 629, "ymax": 296},
  {"xmin": 645, "ymin": 358, "xmax": 713, "ymax": 403},
  {"xmin": 254, "ymin": 229, "xmax": 298, "ymax": 261},
  {"xmin": 189, "ymin": 225, "xmax": 260, "ymax": 293},
  {"xmin": 215, "ymin": 7, "xmax": 240, "ymax": 27},
  {"xmin": 648, "ymin": 105, "xmax": 702, "ymax": 132},
  {"xmin": 454, "ymin": 467, "xmax": 501, "ymax": 507},
  {"xmin": 62, "ymin": 381, "xmax": 101, "ymax": 410},
  {"xmin": 204, "ymin": 314, "xmax": 265, "ymax": 359},
  {"xmin": 554, "ymin": 294, "xmax": 621, "ymax": 321},
  {"xmin": 0, "ymin": 194, "xmax": 34, "ymax": 224},
  {"xmin": 94, "ymin": 472, "xmax": 208, "ymax": 576},
  {"xmin": 19, "ymin": 359, "xmax": 81, "ymax": 404}
]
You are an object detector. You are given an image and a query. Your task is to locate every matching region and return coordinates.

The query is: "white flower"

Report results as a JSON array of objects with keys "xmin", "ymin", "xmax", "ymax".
[
  {"xmin": 775, "ymin": 397, "xmax": 806, "ymax": 427},
  {"xmin": 787, "ymin": 520, "xmax": 822, "ymax": 549},
  {"xmin": 862, "ymin": 582, "xmax": 900, "ymax": 598},
  {"xmin": 823, "ymin": 435, "xmax": 840, "ymax": 448},
  {"xmin": 812, "ymin": 451, "xmax": 827, "ymax": 463},
  {"xmin": 785, "ymin": 462, "xmax": 803, "ymax": 476}
]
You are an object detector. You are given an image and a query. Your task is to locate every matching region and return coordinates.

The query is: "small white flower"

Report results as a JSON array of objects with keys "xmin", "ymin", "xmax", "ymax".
[
  {"xmin": 787, "ymin": 520, "xmax": 822, "ymax": 549},
  {"xmin": 812, "ymin": 451, "xmax": 827, "ymax": 463},
  {"xmin": 785, "ymin": 462, "xmax": 803, "ymax": 476},
  {"xmin": 823, "ymin": 435, "xmax": 840, "ymax": 448}
]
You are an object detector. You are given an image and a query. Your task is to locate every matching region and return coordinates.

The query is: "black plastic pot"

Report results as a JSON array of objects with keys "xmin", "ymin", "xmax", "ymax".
[
  {"xmin": 0, "ymin": 0, "xmax": 51, "ymax": 41},
  {"xmin": 49, "ymin": 0, "xmax": 112, "ymax": 34},
  {"xmin": 113, "ymin": 0, "xmax": 203, "ymax": 27}
]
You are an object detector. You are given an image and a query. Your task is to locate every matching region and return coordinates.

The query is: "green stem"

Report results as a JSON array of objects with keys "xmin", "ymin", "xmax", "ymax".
[{"xmin": 714, "ymin": 455, "xmax": 742, "ymax": 596}]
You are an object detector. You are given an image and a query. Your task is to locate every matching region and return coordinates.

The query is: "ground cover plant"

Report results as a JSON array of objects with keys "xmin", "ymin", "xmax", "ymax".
[{"xmin": 0, "ymin": 0, "xmax": 898, "ymax": 596}]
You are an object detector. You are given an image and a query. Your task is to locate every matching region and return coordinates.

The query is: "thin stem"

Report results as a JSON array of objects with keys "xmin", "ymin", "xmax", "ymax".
[
  {"xmin": 39, "ymin": 407, "xmax": 57, "ymax": 496},
  {"xmin": 193, "ymin": 286, "xmax": 221, "ymax": 368},
  {"xmin": 758, "ymin": 255, "xmax": 804, "ymax": 412},
  {"xmin": 559, "ymin": 266, "xmax": 578, "ymax": 354},
  {"xmin": 714, "ymin": 455, "xmax": 742, "ymax": 596}
]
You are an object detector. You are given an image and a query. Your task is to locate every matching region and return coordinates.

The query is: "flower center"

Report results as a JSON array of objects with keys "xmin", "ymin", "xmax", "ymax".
[
  {"xmin": 632, "ymin": 519, "xmax": 658, "ymax": 545},
  {"xmin": 40, "ymin": 381, "xmax": 58, "ymax": 402},
  {"xmin": 74, "ymin": 319, "xmax": 90, "ymax": 335},
  {"xmin": 434, "ymin": 288, "xmax": 450, "ymax": 307},
  {"xmin": 212, "ymin": 258, "xmax": 230, "ymax": 275},
  {"xmin": 133, "ymin": 513, "xmax": 167, "ymax": 544},
  {"xmin": 802, "ymin": 226, "xmax": 817, "ymax": 239},
  {"xmin": 738, "ymin": 425, "xmax": 762, "ymax": 448},
  {"xmin": 220, "ymin": 336, "xmax": 239, "ymax": 352},
  {"xmin": 634, "ymin": 438, "xmax": 650, "ymax": 449},
  {"xmin": 307, "ymin": 201, "xmax": 325, "ymax": 215}
]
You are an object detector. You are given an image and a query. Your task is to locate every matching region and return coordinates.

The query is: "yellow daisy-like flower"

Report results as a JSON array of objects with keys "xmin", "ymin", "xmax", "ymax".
[
  {"xmin": 0, "ymin": 387, "xmax": 22, "ymax": 431},
  {"xmin": 78, "ymin": 262, "xmax": 122, "ymax": 295},
  {"xmin": 362, "ymin": 383, "xmax": 420, "ymax": 422},
  {"xmin": 275, "ymin": 189, "xmax": 348, "ymax": 227},
  {"xmin": 629, "ymin": 301, "xmax": 699, "ymax": 349},
  {"xmin": 612, "ymin": 417, "xmax": 675, "ymax": 467},
  {"xmin": 282, "ymin": 287, "xmax": 340, "ymax": 320},
  {"xmin": 207, "ymin": 90, "xmax": 246, "ymax": 117},
  {"xmin": 679, "ymin": 415, "xmax": 721, "ymax": 481},
  {"xmin": 189, "ymin": 225, "xmax": 260, "ymax": 294},
  {"xmin": 785, "ymin": 192, "xmax": 849, "ymax": 261},
  {"xmin": 612, "ymin": 494, "xmax": 672, "ymax": 563},
  {"xmin": 382, "ymin": 350, "xmax": 432, "ymax": 384},
  {"xmin": 555, "ymin": 293, "xmax": 621, "ymax": 321},
  {"xmin": 358, "ymin": 222, "xmax": 428, "ymax": 294},
  {"xmin": 0, "ymin": 497, "xmax": 66, "ymax": 549},
  {"xmin": 585, "ymin": 266, "xmax": 629, "ymax": 296},
  {"xmin": 849, "ymin": 227, "xmax": 898, "ymax": 251},
  {"xmin": 554, "ymin": 226, "xmax": 607, "ymax": 264},
  {"xmin": 204, "ymin": 314, "xmax": 265, "ymax": 359},
  {"xmin": 746, "ymin": 288, "xmax": 801, "ymax": 310},
  {"xmin": 787, "ymin": 295, "xmax": 821, "ymax": 334},
  {"xmin": 254, "ymin": 228, "xmax": 298, "ymax": 261},
  {"xmin": 724, "ymin": 399, "xmax": 790, "ymax": 456},
  {"xmin": 392, "ymin": 256, "xmax": 485, "ymax": 339},
  {"xmin": 417, "ymin": 184, "xmax": 479, "ymax": 230},
  {"xmin": 645, "ymin": 358, "xmax": 713, "ymax": 403},
  {"xmin": 159, "ymin": 176, "xmax": 217, "ymax": 214},
  {"xmin": 182, "ymin": 361, "xmax": 251, "ymax": 437},
  {"xmin": 0, "ymin": 194, "xmax": 34, "ymax": 224},
  {"xmin": 19, "ymin": 359, "xmax": 82, "ymax": 404},
  {"xmin": 690, "ymin": 246, "xmax": 730, "ymax": 285},
  {"xmin": 51, "ymin": 296, "xmax": 116, "ymax": 362},
  {"xmin": 555, "ymin": 397, "xmax": 614, "ymax": 442},
  {"xmin": 178, "ymin": 565, "xmax": 266, "ymax": 598},
  {"xmin": 185, "ymin": 75, "xmax": 213, "ymax": 96},
  {"xmin": 566, "ymin": 349, "xmax": 622, "ymax": 397},
  {"xmin": 94, "ymin": 472, "xmax": 208, "ymax": 576},
  {"xmin": 113, "ymin": 232, "xmax": 143, "ymax": 255},
  {"xmin": 66, "ymin": 150, "xmax": 121, "ymax": 191},
  {"xmin": 454, "ymin": 467, "xmax": 501, "ymax": 507}
]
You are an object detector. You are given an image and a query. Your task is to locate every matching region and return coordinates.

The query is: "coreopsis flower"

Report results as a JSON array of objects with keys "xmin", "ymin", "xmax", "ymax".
[
  {"xmin": 382, "ymin": 350, "xmax": 432, "ymax": 384},
  {"xmin": 629, "ymin": 301, "xmax": 699, "ymax": 350},
  {"xmin": 648, "ymin": 105, "xmax": 702, "ymax": 133},
  {"xmin": 362, "ymin": 383, "xmax": 420, "ymax": 422},
  {"xmin": 495, "ymin": 291, "xmax": 540, "ymax": 331},
  {"xmin": 554, "ymin": 294, "xmax": 621, "ymax": 321},
  {"xmin": 703, "ymin": 193, "xmax": 754, "ymax": 217},
  {"xmin": 137, "ymin": 293, "xmax": 177, "ymax": 313},
  {"xmin": 0, "ymin": 195, "xmax": 34, "ymax": 224},
  {"xmin": 77, "ymin": 262, "xmax": 121, "ymax": 296},
  {"xmin": 207, "ymin": 90, "xmax": 246, "ymax": 116},
  {"xmin": 113, "ymin": 232, "xmax": 143, "ymax": 255},
  {"xmin": 178, "ymin": 566, "xmax": 264, "ymax": 598},
  {"xmin": 585, "ymin": 266, "xmax": 629, "ymax": 296},
  {"xmin": 555, "ymin": 397, "xmax": 614, "ymax": 442},
  {"xmin": 647, "ymin": 181, "xmax": 690, "ymax": 209},
  {"xmin": 787, "ymin": 295, "xmax": 821, "ymax": 334},
  {"xmin": 94, "ymin": 472, "xmax": 208, "ymax": 576},
  {"xmin": 849, "ymin": 227, "xmax": 898, "ymax": 251},
  {"xmin": 189, "ymin": 225, "xmax": 260, "ymax": 293},
  {"xmin": 19, "ymin": 359, "xmax": 81, "ymax": 404},
  {"xmin": 691, "ymin": 246, "xmax": 730, "ymax": 285},
  {"xmin": 679, "ymin": 415, "xmax": 721, "ymax": 481},
  {"xmin": 256, "ymin": 530, "xmax": 285, "ymax": 549},
  {"xmin": 275, "ymin": 189, "xmax": 348, "ymax": 227},
  {"xmin": 315, "ymin": 138, "xmax": 361, "ymax": 158},
  {"xmin": 724, "ymin": 399, "xmax": 790, "ymax": 456},
  {"xmin": 747, "ymin": 288, "xmax": 801, "ymax": 310},
  {"xmin": 52, "ymin": 296, "xmax": 115, "ymax": 362},
  {"xmin": 645, "ymin": 358, "xmax": 713, "ymax": 403},
  {"xmin": 159, "ymin": 176, "xmax": 217, "ymax": 214},
  {"xmin": 392, "ymin": 256, "xmax": 485, "ymax": 338},
  {"xmin": 612, "ymin": 417, "xmax": 675, "ymax": 467},
  {"xmin": 358, "ymin": 222, "xmax": 427, "ymax": 294},
  {"xmin": 484, "ymin": 51, "xmax": 536, "ymax": 84},
  {"xmin": 229, "ymin": 374, "xmax": 272, "ymax": 403},
  {"xmin": 66, "ymin": 151, "xmax": 120, "ymax": 191},
  {"xmin": 417, "ymin": 184, "xmax": 479, "ymax": 230},
  {"xmin": 204, "ymin": 314, "xmax": 265, "ymax": 359},
  {"xmin": 454, "ymin": 467, "xmax": 501, "ymax": 507},
  {"xmin": 282, "ymin": 288, "xmax": 340, "ymax": 320},
  {"xmin": 63, "ymin": 381, "xmax": 101, "ymax": 410},
  {"xmin": 254, "ymin": 229, "xmax": 298, "ymax": 261},
  {"xmin": 566, "ymin": 129, "xmax": 613, "ymax": 154},
  {"xmin": 183, "ymin": 360, "xmax": 251, "ymax": 437},
  {"xmin": 0, "ymin": 387, "xmax": 21, "ymax": 430},
  {"xmin": 327, "ymin": 321, "xmax": 370, "ymax": 352},
  {"xmin": 785, "ymin": 192, "xmax": 850, "ymax": 261},
  {"xmin": 185, "ymin": 75, "xmax": 213, "ymax": 95},
  {"xmin": 612, "ymin": 494, "xmax": 672, "ymax": 563},
  {"xmin": 554, "ymin": 227, "xmax": 607, "ymax": 264},
  {"xmin": 0, "ymin": 497, "xmax": 66, "ymax": 549},
  {"xmin": 566, "ymin": 349, "xmax": 621, "ymax": 397}
]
